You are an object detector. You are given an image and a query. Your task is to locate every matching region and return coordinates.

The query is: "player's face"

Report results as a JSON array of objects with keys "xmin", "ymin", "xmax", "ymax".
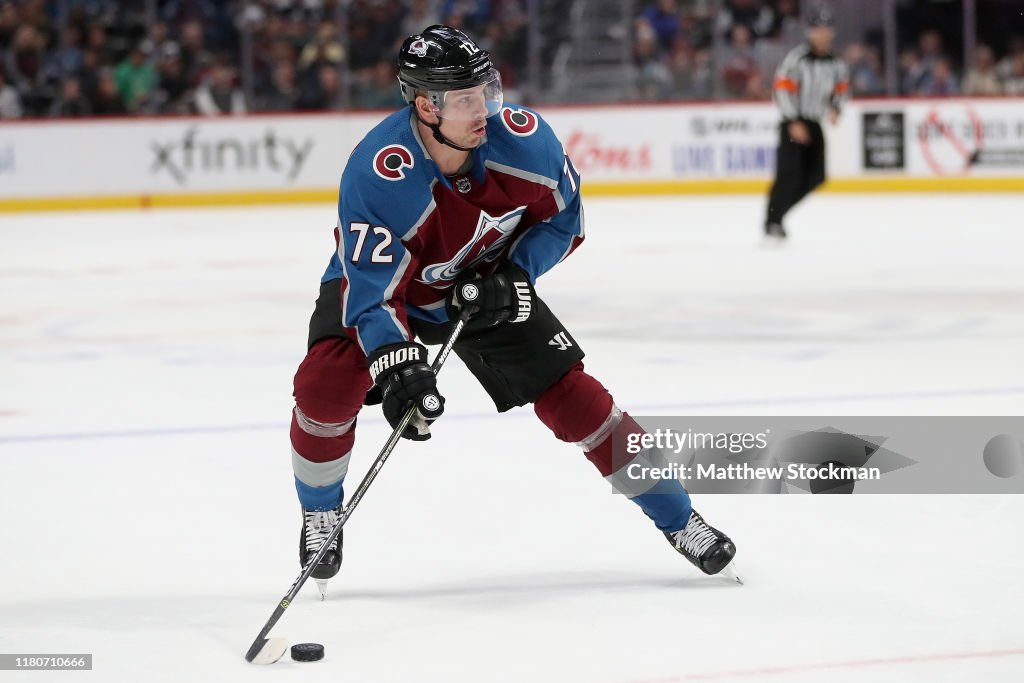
[
  {"xmin": 435, "ymin": 74, "xmax": 503, "ymax": 147},
  {"xmin": 438, "ymin": 106, "xmax": 489, "ymax": 148},
  {"xmin": 441, "ymin": 88, "xmax": 490, "ymax": 147}
]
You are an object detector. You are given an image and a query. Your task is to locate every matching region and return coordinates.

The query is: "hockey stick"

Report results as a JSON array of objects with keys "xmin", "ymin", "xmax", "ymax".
[{"xmin": 245, "ymin": 309, "xmax": 474, "ymax": 664}]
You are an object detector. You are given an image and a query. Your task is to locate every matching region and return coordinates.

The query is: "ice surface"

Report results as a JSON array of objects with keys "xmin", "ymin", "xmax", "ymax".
[{"xmin": 1, "ymin": 195, "xmax": 1023, "ymax": 682}]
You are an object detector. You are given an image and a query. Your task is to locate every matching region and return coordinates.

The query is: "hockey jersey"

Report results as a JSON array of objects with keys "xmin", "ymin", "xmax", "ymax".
[{"xmin": 321, "ymin": 105, "xmax": 584, "ymax": 356}]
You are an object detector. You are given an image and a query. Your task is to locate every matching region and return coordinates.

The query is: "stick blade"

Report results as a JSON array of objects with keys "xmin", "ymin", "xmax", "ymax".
[{"xmin": 246, "ymin": 637, "xmax": 289, "ymax": 665}]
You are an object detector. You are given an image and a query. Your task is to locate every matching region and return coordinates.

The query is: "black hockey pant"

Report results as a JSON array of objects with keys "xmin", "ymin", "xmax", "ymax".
[{"xmin": 766, "ymin": 119, "xmax": 826, "ymax": 226}]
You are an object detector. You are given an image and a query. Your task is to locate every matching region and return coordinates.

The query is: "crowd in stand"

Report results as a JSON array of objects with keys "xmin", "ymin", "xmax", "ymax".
[
  {"xmin": 1, "ymin": 0, "xmax": 1022, "ymax": 120},
  {"xmin": 0, "ymin": 0, "xmax": 528, "ymax": 119},
  {"xmin": 633, "ymin": 0, "xmax": 1024, "ymax": 100}
]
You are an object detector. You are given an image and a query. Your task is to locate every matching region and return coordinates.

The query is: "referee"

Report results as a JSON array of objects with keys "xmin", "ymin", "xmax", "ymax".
[{"xmin": 764, "ymin": 8, "xmax": 849, "ymax": 240}]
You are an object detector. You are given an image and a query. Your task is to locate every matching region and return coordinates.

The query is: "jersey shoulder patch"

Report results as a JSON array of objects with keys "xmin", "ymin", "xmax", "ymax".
[
  {"xmin": 485, "ymin": 103, "xmax": 564, "ymax": 185},
  {"xmin": 499, "ymin": 106, "xmax": 541, "ymax": 137},
  {"xmin": 341, "ymin": 110, "xmax": 434, "ymax": 236},
  {"xmin": 372, "ymin": 144, "xmax": 416, "ymax": 181}
]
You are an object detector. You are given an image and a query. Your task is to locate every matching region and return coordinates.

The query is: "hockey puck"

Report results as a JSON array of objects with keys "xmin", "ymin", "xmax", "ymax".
[{"xmin": 290, "ymin": 643, "xmax": 325, "ymax": 662}]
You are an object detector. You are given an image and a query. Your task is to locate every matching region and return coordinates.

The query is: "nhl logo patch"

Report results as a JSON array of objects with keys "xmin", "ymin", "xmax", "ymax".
[{"xmin": 455, "ymin": 177, "xmax": 471, "ymax": 194}]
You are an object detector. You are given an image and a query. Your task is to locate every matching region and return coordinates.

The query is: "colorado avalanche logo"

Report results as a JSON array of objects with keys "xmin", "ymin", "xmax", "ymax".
[
  {"xmin": 420, "ymin": 207, "xmax": 527, "ymax": 285},
  {"xmin": 373, "ymin": 145, "xmax": 414, "ymax": 181},
  {"xmin": 501, "ymin": 107, "xmax": 539, "ymax": 137},
  {"xmin": 409, "ymin": 39, "xmax": 429, "ymax": 57}
]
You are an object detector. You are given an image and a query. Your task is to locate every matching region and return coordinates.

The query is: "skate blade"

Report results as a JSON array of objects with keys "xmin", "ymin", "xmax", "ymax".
[
  {"xmin": 249, "ymin": 636, "xmax": 289, "ymax": 665},
  {"xmin": 719, "ymin": 562, "xmax": 744, "ymax": 585},
  {"xmin": 761, "ymin": 235, "xmax": 786, "ymax": 248},
  {"xmin": 315, "ymin": 578, "xmax": 329, "ymax": 600}
]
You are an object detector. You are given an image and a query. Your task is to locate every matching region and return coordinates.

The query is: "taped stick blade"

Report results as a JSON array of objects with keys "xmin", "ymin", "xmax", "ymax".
[{"xmin": 247, "ymin": 636, "xmax": 289, "ymax": 665}]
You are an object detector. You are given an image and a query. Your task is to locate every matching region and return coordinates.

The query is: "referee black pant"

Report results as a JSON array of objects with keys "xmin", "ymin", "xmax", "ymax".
[{"xmin": 766, "ymin": 119, "xmax": 826, "ymax": 227}]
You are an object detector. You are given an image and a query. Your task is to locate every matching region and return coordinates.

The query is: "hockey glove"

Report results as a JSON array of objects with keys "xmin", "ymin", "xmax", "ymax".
[
  {"xmin": 446, "ymin": 261, "xmax": 535, "ymax": 331},
  {"xmin": 367, "ymin": 342, "xmax": 444, "ymax": 441}
]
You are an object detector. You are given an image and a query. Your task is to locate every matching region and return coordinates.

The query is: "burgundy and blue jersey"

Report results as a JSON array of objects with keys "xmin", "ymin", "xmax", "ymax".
[{"xmin": 321, "ymin": 104, "xmax": 584, "ymax": 356}]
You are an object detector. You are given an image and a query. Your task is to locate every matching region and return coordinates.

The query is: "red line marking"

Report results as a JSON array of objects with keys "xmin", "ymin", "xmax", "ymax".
[{"xmin": 632, "ymin": 648, "xmax": 1024, "ymax": 682}]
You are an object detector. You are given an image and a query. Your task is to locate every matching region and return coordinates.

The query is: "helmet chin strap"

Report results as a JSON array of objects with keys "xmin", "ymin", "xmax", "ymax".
[{"xmin": 412, "ymin": 105, "xmax": 475, "ymax": 152}]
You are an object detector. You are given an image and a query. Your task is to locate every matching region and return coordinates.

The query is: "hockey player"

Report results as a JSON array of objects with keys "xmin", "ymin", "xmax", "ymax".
[
  {"xmin": 289, "ymin": 25, "xmax": 737, "ymax": 592},
  {"xmin": 764, "ymin": 8, "xmax": 849, "ymax": 240}
]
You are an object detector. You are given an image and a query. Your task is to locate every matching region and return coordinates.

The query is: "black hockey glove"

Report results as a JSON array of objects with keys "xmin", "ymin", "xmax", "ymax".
[
  {"xmin": 366, "ymin": 342, "xmax": 444, "ymax": 441},
  {"xmin": 446, "ymin": 261, "xmax": 535, "ymax": 331}
]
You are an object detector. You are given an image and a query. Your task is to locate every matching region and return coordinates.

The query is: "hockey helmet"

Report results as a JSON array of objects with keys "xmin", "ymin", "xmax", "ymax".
[{"xmin": 397, "ymin": 25, "xmax": 503, "ymax": 121}]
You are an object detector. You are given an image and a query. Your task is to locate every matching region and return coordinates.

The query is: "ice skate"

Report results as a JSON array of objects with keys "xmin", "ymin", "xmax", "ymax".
[
  {"xmin": 763, "ymin": 222, "xmax": 787, "ymax": 245},
  {"xmin": 665, "ymin": 510, "xmax": 740, "ymax": 582},
  {"xmin": 300, "ymin": 505, "xmax": 343, "ymax": 599}
]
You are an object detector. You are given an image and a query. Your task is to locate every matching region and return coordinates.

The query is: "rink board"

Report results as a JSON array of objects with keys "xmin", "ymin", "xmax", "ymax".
[{"xmin": 1, "ymin": 98, "xmax": 1022, "ymax": 211}]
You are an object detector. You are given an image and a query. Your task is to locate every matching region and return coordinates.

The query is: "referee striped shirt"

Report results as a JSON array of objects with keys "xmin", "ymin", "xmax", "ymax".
[{"xmin": 773, "ymin": 44, "xmax": 850, "ymax": 122}]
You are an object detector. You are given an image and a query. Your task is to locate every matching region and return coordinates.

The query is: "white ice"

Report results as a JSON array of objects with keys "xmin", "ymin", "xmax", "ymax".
[{"xmin": 1, "ymin": 194, "xmax": 1023, "ymax": 682}]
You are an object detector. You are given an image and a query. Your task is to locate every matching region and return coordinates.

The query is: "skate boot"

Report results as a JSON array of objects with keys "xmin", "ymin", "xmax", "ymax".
[
  {"xmin": 300, "ymin": 505, "xmax": 344, "ymax": 593},
  {"xmin": 764, "ymin": 222, "xmax": 787, "ymax": 241},
  {"xmin": 665, "ymin": 510, "xmax": 737, "ymax": 576}
]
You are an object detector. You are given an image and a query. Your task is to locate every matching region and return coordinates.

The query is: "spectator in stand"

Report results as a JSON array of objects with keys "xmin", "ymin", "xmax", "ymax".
[
  {"xmin": 916, "ymin": 29, "xmax": 948, "ymax": 84},
  {"xmin": 0, "ymin": 3, "xmax": 19, "ymax": 51},
  {"xmin": 91, "ymin": 67, "xmax": 127, "ymax": 115},
  {"xmin": 347, "ymin": 18, "xmax": 386, "ymax": 72},
  {"xmin": 179, "ymin": 20, "xmax": 213, "ymax": 86},
  {"xmin": 440, "ymin": 0, "xmax": 493, "ymax": 33},
  {"xmin": 771, "ymin": 0, "xmax": 803, "ymax": 45},
  {"xmin": 716, "ymin": 0, "xmax": 775, "ymax": 42},
  {"xmin": 115, "ymin": 40, "xmax": 157, "ymax": 112},
  {"xmin": 963, "ymin": 44, "xmax": 1002, "ymax": 95},
  {"xmin": 899, "ymin": 47, "xmax": 926, "ymax": 94},
  {"xmin": 844, "ymin": 42, "xmax": 884, "ymax": 95},
  {"xmin": 85, "ymin": 22, "xmax": 117, "ymax": 67},
  {"xmin": 297, "ymin": 62, "xmax": 342, "ymax": 111},
  {"xmin": 996, "ymin": 36, "xmax": 1024, "ymax": 84},
  {"xmin": 155, "ymin": 41, "xmax": 191, "ymax": 113},
  {"xmin": 0, "ymin": 67, "xmax": 22, "ymax": 118},
  {"xmin": 4, "ymin": 24, "xmax": 49, "ymax": 116},
  {"xmin": 47, "ymin": 26, "xmax": 85, "ymax": 82},
  {"xmin": 642, "ymin": 0, "xmax": 681, "ymax": 52},
  {"xmin": 298, "ymin": 21, "xmax": 346, "ymax": 74},
  {"xmin": 400, "ymin": 0, "xmax": 442, "ymax": 40},
  {"xmin": 720, "ymin": 24, "xmax": 763, "ymax": 99},
  {"xmin": 49, "ymin": 75, "xmax": 90, "ymax": 116},
  {"xmin": 633, "ymin": 15, "xmax": 672, "ymax": 100},
  {"xmin": 260, "ymin": 61, "xmax": 299, "ymax": 112},
  {"xmin": 689, "ymin": 47, "xmax": 715, "ymax": 99},
  {"xmin": 1002, "ymin": 52, "xmax": 1024, "ymax": 95},
  {"xmin": 78, "ymin": 47, "xmax": 100, "ymax": 103},
  {"xmin": 194, "ymin": 60, "xmax": 245, "ymax": 115},
  {"xmin": 918, "ymin": 57, "xmax": 959, "ymax": 96},
  {"xmin": 354, "ymin": 60, "xmax": 405, "ymax": 109},
  {"xmin": 488, "ymin": 0, "xmax": 528, "ymax": 84}
]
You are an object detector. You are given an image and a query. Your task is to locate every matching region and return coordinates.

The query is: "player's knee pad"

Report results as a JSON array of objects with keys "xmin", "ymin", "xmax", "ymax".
[
  {"xmin": 533, "ymin": 362, "xmax": 614, "ymax": 445},
  {"xmin": 292, "ymin": 337, "xmax": 370, "ymax": 463},
  {"xmin": 293, "ymin": 337, "xmax": 372, "ymax": 421}
]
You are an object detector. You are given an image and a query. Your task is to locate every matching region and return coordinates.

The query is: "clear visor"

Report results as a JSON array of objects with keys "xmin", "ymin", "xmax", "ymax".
[{"xmin": 433, "ymin": 72, "xmax": 503, "ymax": 121}]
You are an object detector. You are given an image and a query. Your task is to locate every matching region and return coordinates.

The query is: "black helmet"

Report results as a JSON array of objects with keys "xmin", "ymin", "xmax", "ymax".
[
  {"xmin": 397, "ymin": 25, "xmax": 496, "ymax": 105},
  {"xmin": 807, "ymin": 5, "xmax": 834, "ymax": 27}
]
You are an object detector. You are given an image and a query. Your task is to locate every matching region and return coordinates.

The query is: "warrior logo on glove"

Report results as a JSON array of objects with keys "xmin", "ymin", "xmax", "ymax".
[
  {"xmin": 447, "ymin": 261, "xmax": 535, "ymax": 332},
  {"xmin": 367, "ymin": 342, "xmax": 444, "ymax": 441}
]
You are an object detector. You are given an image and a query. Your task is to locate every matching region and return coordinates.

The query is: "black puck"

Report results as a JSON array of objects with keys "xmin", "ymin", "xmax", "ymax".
[{"xmin": 290, "ymin": 643, "xmax": 325, "ymax": 662}]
